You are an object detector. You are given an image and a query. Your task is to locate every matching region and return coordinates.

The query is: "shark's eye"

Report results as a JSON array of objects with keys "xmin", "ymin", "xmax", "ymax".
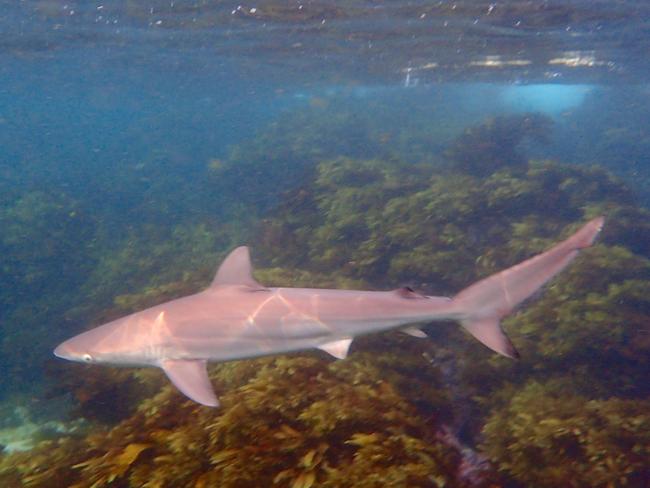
[{"xmin": 82, "ymin": 353, "xmax": 93, "ymax": 362}]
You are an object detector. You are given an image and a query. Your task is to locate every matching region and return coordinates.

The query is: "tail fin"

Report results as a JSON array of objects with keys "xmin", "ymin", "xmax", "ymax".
[{"xmin": 451, "ymin": 217, "xmax": 604, "ymax": 358}]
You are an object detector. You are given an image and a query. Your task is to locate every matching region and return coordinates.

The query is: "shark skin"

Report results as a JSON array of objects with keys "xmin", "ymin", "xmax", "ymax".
[{"xmin": 54, "ymin": 217, "xmax": 604, "ymax": 407}]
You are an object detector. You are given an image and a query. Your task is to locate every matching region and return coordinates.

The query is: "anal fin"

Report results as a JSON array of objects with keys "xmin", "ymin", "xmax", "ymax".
[{"xmin": 161, "ymin": 359, "xmax": 219, "ymax": 407}]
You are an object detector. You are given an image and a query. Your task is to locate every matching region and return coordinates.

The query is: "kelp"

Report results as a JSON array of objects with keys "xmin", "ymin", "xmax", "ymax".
[
  {"xmin": 557, "ymin": 86, "xmax": 650, "ymax": 206},
  {"xmin": 207, "ymin": 93, "xmax": 464, "ymax": 212},
  {"xmin": 1, "ymin": 352, "xmax": 465, "ymax": 487},
  {"xmin": 256, "ymin": 155, "xmax": 650, "ymax": 450},
  {"xmin": 79, "ymin": 223, "xmax": 241, "ymax": 311},
  {"xmin": 0, "ymin": 191, "xmax": 96, "ymax": 392},
  {"xmin": 260, "ymin": 157, "xmax": 636, "ymax": 291},
  {"xmin": 444, "ymin": 113, "xmax": 552, "ymax": 177},
  {"xmin": 45, "ymin": 363, "xmax": 162, "ymax": 424},
  {"xmin": 454, "ymin": 242, "xmax": 650, "ymax": 414},
  {"xmin": 3, "ymin": 104, "xmax": 650, "ymax": 487},
  {"xmin": 482, "ymin": 380, "xmax": 650, "ymax": 487}
]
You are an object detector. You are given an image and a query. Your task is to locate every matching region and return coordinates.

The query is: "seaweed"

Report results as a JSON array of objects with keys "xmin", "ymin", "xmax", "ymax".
[
  {"xmin": 444, "ymin": 113, "xmax": 553, "ymax": 177},
  {"xmin": 0, "ymin": 191, "xmax": 95, "ymax": 394},
  {"xmin": 4, "ymin": 105, "xmax": 650, "ymax": 487},
  {"xmin": 260, "ymin": 158, "xmax": 635, "ymax": 291},
  {"xmin": 256, "ymin": 154, "xmax": 650, "ymax": 454},
  {"xmin": 1, "ymin": 352, "xmax": 466, "ymax": 487},
  {"xmin": 557, "ymin": 86, "xmax": 650, "ymax": 206},
  {"xmin": 482, "ymin": 380, "xmax": 650, "ymax": 487}
]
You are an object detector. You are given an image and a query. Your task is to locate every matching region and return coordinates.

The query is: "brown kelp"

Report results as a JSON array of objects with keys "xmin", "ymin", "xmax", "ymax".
[
  {"xmin": 259, "ymin": 157, "xmax": 634, "ymax": 291},
  {"xmin": 0, "ymin": 191, "xmax": 95, "ymax": 393},
  {"xmin": 482, "ymin": 380, "xmax": 650, "ymax": 487},
  {"xmin": 557, "ymin": 86, "xmax": 650, "ymax": 206},
  {"xmin": 2, "ymin": 352, "xmax": 464, "ymax": 487},
  {"xmin": 253, "ymin": 155, "xmax": 650, "ymax": 484},
  {"xmin": 444, "ymin": 113, "xmax": 552, "ymax": 177},
  {"xmin": 3, "ymin": 102, "xmax": 650, "ymax": 486}
]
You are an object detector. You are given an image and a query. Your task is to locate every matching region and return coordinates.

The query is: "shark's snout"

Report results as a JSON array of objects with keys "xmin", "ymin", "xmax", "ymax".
[{"xmin": 54, "ymin": 341, "xmax": 75, "ymax": 361}]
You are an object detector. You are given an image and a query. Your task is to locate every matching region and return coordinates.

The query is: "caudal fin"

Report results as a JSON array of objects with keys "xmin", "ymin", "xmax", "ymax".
[{"xmin": 451, "ymin": 217, "xmax": 604, "ymax": 358}]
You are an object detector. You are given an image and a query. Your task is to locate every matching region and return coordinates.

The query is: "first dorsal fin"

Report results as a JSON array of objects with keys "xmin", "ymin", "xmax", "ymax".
[{"xmin": 211, "ymin": 246, "xmax": 265, "ymax": 289}]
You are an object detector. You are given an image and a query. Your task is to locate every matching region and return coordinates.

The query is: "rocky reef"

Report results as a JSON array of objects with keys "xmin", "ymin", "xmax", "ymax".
[
  {"xmin": 444, "ymin": 113, "xmax": 552, "ymax": 176},
  {"xmin": 1, "ymin": 107, "xmax": 649, "ymax": 486},
  {"xmin": 2, "ymin": 353, "xmax": 465, "ymax": 488},
  {"xmin": 483, "ymin": 380, "xmax": 650, "ymax": 487}
]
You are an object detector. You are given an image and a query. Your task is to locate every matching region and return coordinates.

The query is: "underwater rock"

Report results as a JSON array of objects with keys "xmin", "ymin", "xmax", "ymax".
[
  {"xmin": 257, "ymin": 155, "xmax": 650, "ymax": 449},
  {"xmin": 8, "ymin": 139, "xmax": 648, "ymax": 487},
  {"xmin": 0, "ymin": 190, "xmax": 95, "ymax": 396},
  {"xmin": 482, "ymin": 380, "xmax": 650, "ymax": 487},
  {"xmin": 1, "ymin": 353, "xmax": 473, "ymax": 487},
  {"xmin": 444, "ymin": 113, "xmax": 553, "ymax": 177},
  {"xmin": 436, "ymin": 427, "xmax": 494, "ymax": 486},
  {"xmin": 555, "ymin": 86, "xmax": 650, "ymax": 206},
  {"xmin": 0, "ymin": 403, "xmax": 86, "ymax": 454},
  {"xmin": 261, "ymin": 157, "xmax": 633, "ymax": 291}
]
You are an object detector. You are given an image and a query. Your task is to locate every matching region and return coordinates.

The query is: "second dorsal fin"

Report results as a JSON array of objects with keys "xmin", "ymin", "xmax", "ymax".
[
  {"xmin": 211, "ymin": 246, "xmax": 265, "ymax": 289},
  {"xmin": 393, "ymin": 286, "xmax": 428, "ymax": 299}
]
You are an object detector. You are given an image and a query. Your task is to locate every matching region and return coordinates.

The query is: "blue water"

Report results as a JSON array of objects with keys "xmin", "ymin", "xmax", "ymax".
[{"xmin": 1, "ymin": 1, "xmax": 649, "ymax": 485}]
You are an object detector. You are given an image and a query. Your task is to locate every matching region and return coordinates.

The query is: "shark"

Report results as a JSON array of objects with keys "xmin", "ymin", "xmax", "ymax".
[{"xmin": 54, "ymin": 217, "xmax": 604, "ymax": 407}]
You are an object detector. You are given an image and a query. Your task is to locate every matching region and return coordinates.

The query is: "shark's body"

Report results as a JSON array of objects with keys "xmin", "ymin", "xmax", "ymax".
[{"xmin": 55, "ymin": 217, "xmax": 604, "ymax": 406}]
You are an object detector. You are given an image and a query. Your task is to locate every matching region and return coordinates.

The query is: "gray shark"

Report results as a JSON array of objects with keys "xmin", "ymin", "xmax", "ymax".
[{"xmin": 54, "ymin": 217, "xmax": 604, "ymax": 406}]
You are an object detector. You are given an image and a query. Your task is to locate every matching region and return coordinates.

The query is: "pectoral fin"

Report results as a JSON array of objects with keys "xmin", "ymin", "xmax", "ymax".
[
  {"xmin": 318, "ymin": 338, "xmax": 353, "ymax": 359},
  {"xmin": 161, "ymin": 359, "xmax": 219, "ymax": 407}
]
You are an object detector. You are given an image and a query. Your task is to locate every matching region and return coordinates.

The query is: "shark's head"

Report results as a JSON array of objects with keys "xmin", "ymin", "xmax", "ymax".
[{"xmin": 54, "ymin": 312, "xmax": 159, "ymax": 367}]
